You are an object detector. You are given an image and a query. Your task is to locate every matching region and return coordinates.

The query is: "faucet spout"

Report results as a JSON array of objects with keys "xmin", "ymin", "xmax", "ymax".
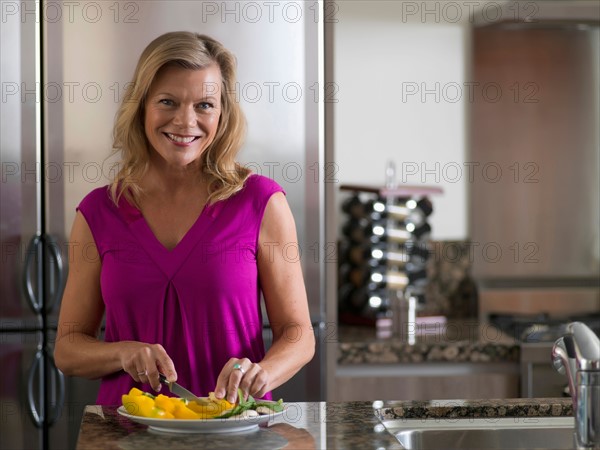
[
  {"xmin": 552, "ymin": 322, "xmax": 600, "ymax": 449},
  {"xmin": 552, "ymin": 336, "xmax": 578, "ymax": 404}
]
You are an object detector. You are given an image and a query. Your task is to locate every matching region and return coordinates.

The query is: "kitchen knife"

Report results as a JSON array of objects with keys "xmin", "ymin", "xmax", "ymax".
[{"xmin": 158, "ymin": 374, "xmax": 212, "ymax": 406}]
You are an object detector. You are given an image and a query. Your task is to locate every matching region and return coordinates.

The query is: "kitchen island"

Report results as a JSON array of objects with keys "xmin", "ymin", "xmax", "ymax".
[
  {"xmin": 333, "ymin": 322, "xmax": 523, "ymax": 401},
  {"xmin": 76, "ymin": 398, "xmax": 572, "ymax": 449}
]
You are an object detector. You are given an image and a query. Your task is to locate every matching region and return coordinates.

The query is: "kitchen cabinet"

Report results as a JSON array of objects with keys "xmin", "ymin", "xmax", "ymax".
[
  {"xmin": 333, "ymin": 364, "xmax": 519, "ymax": 401},
  {"xmin": 469, "ymin": 25, "xmax": 600, "ymax": 281}
]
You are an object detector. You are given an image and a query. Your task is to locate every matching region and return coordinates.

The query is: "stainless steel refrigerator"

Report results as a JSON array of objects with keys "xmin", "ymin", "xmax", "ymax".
[{"xmin": 1, "ymin": 1, "xmax": 325, "ymax": 448}]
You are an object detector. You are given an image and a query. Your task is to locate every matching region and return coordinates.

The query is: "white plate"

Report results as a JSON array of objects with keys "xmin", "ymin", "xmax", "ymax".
[{"xmin": 117, "ymin": 406, "xmax": 283, "ymax": 434}]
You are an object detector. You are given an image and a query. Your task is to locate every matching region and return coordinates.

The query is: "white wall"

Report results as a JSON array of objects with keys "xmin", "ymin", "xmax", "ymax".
[{"xmin": 333, "ymin": 1, "xmax": 475, "ymax": 240}]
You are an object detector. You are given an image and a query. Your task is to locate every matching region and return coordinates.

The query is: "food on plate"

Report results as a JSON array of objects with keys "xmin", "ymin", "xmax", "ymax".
[{"xmin": 121, "ymin": 387, "xmax": 284, "ymax": 420}]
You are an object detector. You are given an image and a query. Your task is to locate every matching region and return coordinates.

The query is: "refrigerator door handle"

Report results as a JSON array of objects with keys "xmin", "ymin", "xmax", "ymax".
[
  {"xmin": 27, "ymin": 349, "xmax": 44, "ymax": 428},
  {"xmin": 22, "ymin": 234, "xmax": 43, "ymax": 314},
  {"xmin": 43, "ymin": 233, "xmax": 66, "ymax": 314},
  {"xmin": 47, "ymin": 352, "xmax": 65, "ymax": 426}
]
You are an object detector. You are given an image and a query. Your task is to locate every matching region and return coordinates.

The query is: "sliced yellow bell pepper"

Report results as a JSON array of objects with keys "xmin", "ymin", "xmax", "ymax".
[
  {"xmin": 121, "ymin": 388, "xmax": 239, "ymax": 420},
  {"xmin": 186, "ymin": 394, "xmax": 235, "ymax": 418},
  {"xmin": 186, "ymin": 401, "xmax": 220, "ymax": 418},
  {"xmin": 172, "ymin": 400, "xmax": 201, "ymax": 419},
  {"xmin": 128, "ymin": 387, "xmax": 144, "ymax": 397},
  {"xmin": 154, "ymin": 394, "xmax": 176, "ymax": 415},
  {"xmin": 123, "ymin": 389, "xmax": 174, "ymax": 419},
  {"xmin": 122, "ymin": 393, "xmax": 155, "ymax": 417},
  {"xmin": 150, "ymin": 407, "xmax": 174, "ymax": 419}
]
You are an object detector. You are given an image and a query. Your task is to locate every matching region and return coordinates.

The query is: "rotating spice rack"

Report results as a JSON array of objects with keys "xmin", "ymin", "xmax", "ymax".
[{"xmin": 338, "ymin": 184, "xmax": 443, "ymax": 329}]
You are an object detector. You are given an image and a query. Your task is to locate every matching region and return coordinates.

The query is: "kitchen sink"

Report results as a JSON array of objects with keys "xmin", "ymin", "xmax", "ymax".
[{"xmin": 380, "ymin": 416, "xmax": 576, "ymax": 450}]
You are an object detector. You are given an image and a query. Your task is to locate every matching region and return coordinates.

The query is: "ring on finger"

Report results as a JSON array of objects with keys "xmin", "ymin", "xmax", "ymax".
[
  {"xmin": 232, "ymin": 363, "xmax": 245, "ymax": 375},
  {"xmin": 137, "ymin": 370, "xmax": 147, "ymax": 376}
]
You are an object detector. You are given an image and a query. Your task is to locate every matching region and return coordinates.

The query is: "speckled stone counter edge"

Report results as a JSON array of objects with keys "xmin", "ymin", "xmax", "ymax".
[{"xmin": 376, "ymin": 397, "xmax": 573, "ymax": 421}]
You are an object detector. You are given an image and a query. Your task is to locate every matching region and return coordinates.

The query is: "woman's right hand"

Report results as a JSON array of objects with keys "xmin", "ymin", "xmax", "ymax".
[
  {"xmin": 55, "ymin": 213, "xmax": 179, "ymax": 385},
  {"xmin": 119, "ymin": 342, "xmax": 177, "ymax": 392}
]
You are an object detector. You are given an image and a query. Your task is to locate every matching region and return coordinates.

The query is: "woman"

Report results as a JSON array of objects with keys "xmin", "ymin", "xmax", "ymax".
[{"xmin": 54, "ymin": 31, "xmax": 315, "ymax": 405}]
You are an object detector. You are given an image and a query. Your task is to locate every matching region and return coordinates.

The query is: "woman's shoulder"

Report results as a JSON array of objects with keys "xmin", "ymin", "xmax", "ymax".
[
  {"xmin": 243, "ymin": 173, "xmax": 286, "ymax": 197},
  {"xmin": 222, "ymin": 174, "xmax": 286, "ymax": 218},
  {"xmin": 78, "ymin": 185, "xmax": 113, "ymax": 210}
]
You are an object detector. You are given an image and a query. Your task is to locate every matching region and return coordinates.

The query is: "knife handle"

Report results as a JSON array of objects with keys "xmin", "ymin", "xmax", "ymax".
[{"xmin": 158, "ymin": 373, "xmax": 169, "ymax": 384}]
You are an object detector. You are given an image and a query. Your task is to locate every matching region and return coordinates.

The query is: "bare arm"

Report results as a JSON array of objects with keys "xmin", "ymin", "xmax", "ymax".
[
  {"xmin": 215, "ymin": 192, "xmax": 315, "ymax": 402},
  {"xmin": 54, "ymin": 211, "xmax": 176, "ymax": 390}
]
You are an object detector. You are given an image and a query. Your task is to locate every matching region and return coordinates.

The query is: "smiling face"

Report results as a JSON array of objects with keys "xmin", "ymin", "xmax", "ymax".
[{"xmin": 144, "ymin": 64, "xmax": 222, "ymax": 170}]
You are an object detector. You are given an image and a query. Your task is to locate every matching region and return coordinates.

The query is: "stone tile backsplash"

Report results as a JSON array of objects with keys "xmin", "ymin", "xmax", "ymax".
[{"xmin": 422, "ymin": 241, "xmax": 479, "ymax": 318}]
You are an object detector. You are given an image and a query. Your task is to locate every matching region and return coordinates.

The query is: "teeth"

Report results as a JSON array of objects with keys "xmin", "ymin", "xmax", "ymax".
[{"xmin": 167, "ymin": 133, "xmax": 196, "ymax": 143}]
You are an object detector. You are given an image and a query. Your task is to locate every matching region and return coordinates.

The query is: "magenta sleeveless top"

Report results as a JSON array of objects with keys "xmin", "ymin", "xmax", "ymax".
[{"xmin": 77, "ymin": 174, "xmax": 284, "ymax": 405}]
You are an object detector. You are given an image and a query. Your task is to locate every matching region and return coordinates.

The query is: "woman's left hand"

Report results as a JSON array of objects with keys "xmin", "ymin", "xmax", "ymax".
[{"xmin": 214, "ymin": 357, "xmax": 269, "ymax": 403}]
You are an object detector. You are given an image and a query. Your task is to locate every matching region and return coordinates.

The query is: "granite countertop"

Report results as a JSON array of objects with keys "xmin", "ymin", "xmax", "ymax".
[
  {"xmin": 337, "ymin": 323, "xmax": 521, "ymax": 365},
  {"xmin": 76, "ymin": 402, "xmax": 399, "ymax": 450},
  {"xmin": 76, "ymin": 398, "xmax": 573, "ymax": 449}
]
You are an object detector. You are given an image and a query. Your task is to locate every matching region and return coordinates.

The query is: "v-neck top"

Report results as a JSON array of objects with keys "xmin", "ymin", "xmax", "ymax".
[{"xmin": 77, "ymin": 174, "xmax": 284, "ymax": 405}]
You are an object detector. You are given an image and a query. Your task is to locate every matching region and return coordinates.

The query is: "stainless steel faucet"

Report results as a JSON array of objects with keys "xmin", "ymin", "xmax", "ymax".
[{"xmin": 552, "ymin": 322, "xmax": 600, "ymax": 449}]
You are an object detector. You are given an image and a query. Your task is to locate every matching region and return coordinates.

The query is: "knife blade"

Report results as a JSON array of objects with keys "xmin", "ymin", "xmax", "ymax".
[{"xmin": 158, "ymin": 374, "xmax": 212, "ymax": 406}]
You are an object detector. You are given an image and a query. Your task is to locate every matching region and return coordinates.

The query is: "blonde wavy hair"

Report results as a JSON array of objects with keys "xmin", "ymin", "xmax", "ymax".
[{"xmin": 110, "ymin": 31, "xmax": 250, "ymax": 206}]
